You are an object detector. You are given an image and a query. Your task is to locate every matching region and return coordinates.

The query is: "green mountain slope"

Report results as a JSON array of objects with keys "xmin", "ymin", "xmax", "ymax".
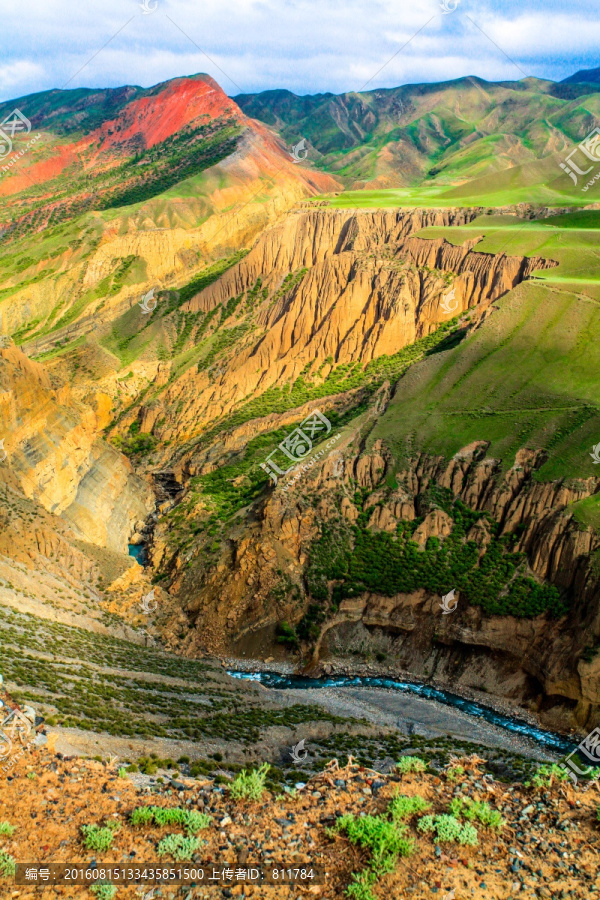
[{"xmin": 236, "ymin": 76, "xmax": 600, "ymax": 194}]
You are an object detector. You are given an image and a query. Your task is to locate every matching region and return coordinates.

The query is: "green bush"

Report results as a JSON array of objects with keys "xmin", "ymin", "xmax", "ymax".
[
  {"xmin": 449, "ymin": 797, "xmax": 504, "ymax": 831},
  {"xmin": 0, "ymin": 823, "xmax": 15, "ymax": 836},
  {"xmin": 305, "ymin": 490, "xmax": 568, "ymax": 620},
  {"xmin": 336, "ymin": 806, "xmax": 414, "ymax": 900},
  {"xmin": 0, "ymin": 850, "xmax": 15, "ymax": 878},
  {"xmin": 130, "ymin": 806, "xmax": 211, "ymax": 835},
  {"xmin": 157, "ymin": 833, "xmax": 201, "ymax": 860},
  {"xmin": 229, "ymin": 763, "xmax": 270, "ymax": 801},
  {"xmin": 81, "ymin": 821, "xmax": 120, "ymax": 851},
  {"xmin": 396, "ymin": 756, "xmax": 427, "ymax": 774},
  {"xmin": 90, "ymin": 883, "xmax": 117, "ymax": 899},
  {"xmin": 347, "ymin": 870, "xmax": 378, "ymax": 900},
  {"xmin": 417, "ymin": 814, "xmax": 478, "ymax": 846},
  {"xmin": 527, "ymin": 764, "xmax": 572, "ymax": 789},
  {"xmin": 389, "ymin": 794, "xmax": 430, "ymax": 822}
]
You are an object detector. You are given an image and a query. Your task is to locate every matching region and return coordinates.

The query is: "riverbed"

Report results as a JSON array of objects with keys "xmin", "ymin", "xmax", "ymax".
[{"xmin": 228, "ymin": 666, "xmax": 575, "ymax": 762}]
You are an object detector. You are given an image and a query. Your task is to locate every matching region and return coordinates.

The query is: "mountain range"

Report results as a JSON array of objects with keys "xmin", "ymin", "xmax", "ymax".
[{"xmin": 1, "ymin": 63, "xmax": 600, "ymax": 758}]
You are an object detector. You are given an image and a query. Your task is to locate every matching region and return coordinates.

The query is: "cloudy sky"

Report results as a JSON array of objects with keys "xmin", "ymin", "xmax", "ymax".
[{"xmin": 1, "ymin": 0, "xmax": 598, "ymax": 102}]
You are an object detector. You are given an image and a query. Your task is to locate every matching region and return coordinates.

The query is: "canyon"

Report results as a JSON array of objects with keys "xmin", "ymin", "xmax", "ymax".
[{"xmin": 0, "ymin": 70, "xmax": 599, "ymax": 758}]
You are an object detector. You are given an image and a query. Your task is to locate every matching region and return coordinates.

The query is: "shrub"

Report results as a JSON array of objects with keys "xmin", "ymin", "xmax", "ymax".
[
  {"xmin": 389, "ymin": 794, "xmax": 430, "ymax": 822},
  {"xmin": 449, "ymin": 798, "xmax": 504, "ymax": 831},
  {"xmin": 81, "ymin": 821, "xmax": 120, "ymax": 851},
  {"xmin": 417, "ymin": 814, "xmax": 478, "ymax": 846},
  {"xmin": 396, "ymin": 756, "xmax": 427, "ymax": 774},
  {"xmin": 130, "ymin": 805, "xmax": 211, "ymax": 835},
  {"xmin": 0, "ymin": 850, "xmax": 15, "ymax": 877},
  {"xmin": 527, "ymin": 764, "xmax": 571, "ymax": 789},
  {"xmin": 337, "ymin": 814, "xmax": 414, "ymax": 872},
  {"xmin": 130, "ymin": 806, "xmax": 154, "ymax": 826},
  {"xmin": 0, "ymin": 823, "xmax": 14, "ymax": 836},
  {"xmin": 347, "ymin": 870, "xmax": 378, "ymax": 900},
  {"xmin": 157, "ymin": 833, "xmax": 201, "ymax": 860},
  {"xmin": 118, "ymin": 767, "xmax": 128, "ymax": 778},
  {"xmin": 90, "ymin": 884, "xmax": 117, "ymax": 899},
  {"xmin": 229, "ymin": 763, "xmax": 270, "ymax": 801},
  {"xmin": 446, "ymin": 765, "xmax": 464, "ymax": 782}
]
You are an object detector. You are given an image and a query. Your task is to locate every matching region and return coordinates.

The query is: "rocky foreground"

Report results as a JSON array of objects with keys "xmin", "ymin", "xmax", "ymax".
[{"xmin": 0, "ymin": 746, "xmax": 598, "ymax": 900}]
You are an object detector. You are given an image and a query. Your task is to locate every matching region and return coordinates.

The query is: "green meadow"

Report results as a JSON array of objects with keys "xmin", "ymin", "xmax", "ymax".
[{"xmin": 368, "ymin": 211, "xmax": 600, "ymax": 529}]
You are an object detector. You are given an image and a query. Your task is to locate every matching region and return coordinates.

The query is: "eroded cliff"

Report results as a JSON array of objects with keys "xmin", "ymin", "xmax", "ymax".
[{"xmin": 128, "ymin": 207, "xmax": 555, "ymax": 445}]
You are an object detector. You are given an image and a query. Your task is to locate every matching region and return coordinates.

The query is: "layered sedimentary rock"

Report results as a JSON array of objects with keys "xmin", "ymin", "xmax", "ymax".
[
  {"xmin": 142, "ymin": 208, "xmax": 555, "ymax": 441},
  {"xmin": 0, "ymin": 341, "xmax": 153, "ymax": 552}
]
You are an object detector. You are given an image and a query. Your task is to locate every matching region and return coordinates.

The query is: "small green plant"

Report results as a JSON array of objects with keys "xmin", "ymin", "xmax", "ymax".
[
  {"xmin": 449, "ymin": 797, "xmax": 504, "ymax": 831},
  {"xmin": 130, "ymin": 806, "xmax": 154, "ymax": 826},
  {"xmin": 389, "ymin": 794, "xmax": 430, "ymax": 822},
  {"xmin": 396, "ymin": 756, "xmax": 427, "ymax": 775},
  {"xmin": 26, "ymin": 772, "xmax": 37, "ymax": 780},
  {"xmin": 526, "ymin": 764, "xmax": 571, "ymax": 789},
  {"xmin": 118, "ymin": 767, "xmax": 128, "ymax": 778},
  {"xmin": 229, "ymin": 763, "xmax": 270, "ymax": 801},
  {"xmin": 446, "ymin": 765, "xmax": 464, "ymax": 782},
  {"xmin": 90, "ymin": 883, "xmax": 117, "ymax": 899},
  {"xmin": 130, "ymin": 805, "xmax": 211, "ymax": 835},
  {"xmin": 417, "ymin": 814, "xmax": 478, "ymax": 846},
  {"xmin": 81, "ymin": 821, "xmax": 121, "ymax": 851},
  {"xmin": 0, "ymin": 850, "xmax": 16, "ymax": 878},
  {"xmin": 0, "ymin": 823, "xmax": 15, "ymax": 836},
  {"xmin": 336, "ymin": 802, "xmax": 414, "ymax": 900},
  {"xmin": 157, "ymin": 833, "xmax": 201, "ymax": 860},
  {"xmin": 347, "ymin": 870, "xmax": 378, "ymax": 900}
]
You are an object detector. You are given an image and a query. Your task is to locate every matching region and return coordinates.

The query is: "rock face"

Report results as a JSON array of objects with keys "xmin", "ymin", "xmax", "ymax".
[
  {"xmin": 139, "ymin": 207, "xmax": 555, "ymax": 441},
  {"xmin": 155, "ymin": 407, "xmax": 600, "ymax": 730},
  {"xmin": 0, "ymin": 342, "xmax": 153, "ymax": 552}
]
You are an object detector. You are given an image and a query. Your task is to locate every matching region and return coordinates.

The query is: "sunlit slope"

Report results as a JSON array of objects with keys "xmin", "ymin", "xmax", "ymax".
[
  {"xmin": 370, "ymin": 213, "xmax": 600, "ymax": 506},
  {"xmin": 237, "ymin": 76, "xmax": 600, "ymax": 192}
]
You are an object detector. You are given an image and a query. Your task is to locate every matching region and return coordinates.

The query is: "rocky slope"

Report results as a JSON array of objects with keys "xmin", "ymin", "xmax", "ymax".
[
  {"xmin": 0, "ymin": 743, "xmax": 598, "ymax": 899},
  {"xmin": 0, "ymin": 74, "xmax": 339, "ymax": 345},
  {"xmin": 122, "ymin": 206, "xmax": 555, "ymax": 444},
  {"xmin": 148, "ymin": 391, "xmax": 600, "ymax": 732},
  {"xmin": 0, "ymin": 340, "xmax": 153, "ymax": 552}
]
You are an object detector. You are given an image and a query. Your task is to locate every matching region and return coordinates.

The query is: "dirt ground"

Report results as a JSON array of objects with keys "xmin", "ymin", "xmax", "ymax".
[{"xmin": 0, "ymin": 744, "xmax": 599, "ymax": 900}]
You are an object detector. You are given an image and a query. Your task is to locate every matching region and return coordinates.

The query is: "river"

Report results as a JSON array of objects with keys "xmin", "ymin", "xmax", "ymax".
[{"xmin": 228, "ymin": 669, "xmax": 575, "ymax": 759}]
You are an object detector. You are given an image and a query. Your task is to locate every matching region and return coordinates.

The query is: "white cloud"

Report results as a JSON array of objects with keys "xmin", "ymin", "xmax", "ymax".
[{"xmin": 0, "ymin": 0, "xmax": 597, "ymax": 102}]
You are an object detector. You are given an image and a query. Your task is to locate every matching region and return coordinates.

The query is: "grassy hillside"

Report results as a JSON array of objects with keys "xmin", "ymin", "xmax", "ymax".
[
  {"xmin": 368, "ymin": 210, "xmax": 600, "ymax": 526},
  {"xmin": 237, "ymin": 76, "xmax": 600, "ymax": 197}
]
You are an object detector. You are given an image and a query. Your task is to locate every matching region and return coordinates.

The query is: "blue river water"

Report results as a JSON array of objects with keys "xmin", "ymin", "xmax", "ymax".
[
  {"xmin": 228, "ymin": 670, "xmax": 575, "ymax": 755},
  {"xmin": 128, "ymin": 543, "xmax": 148, "ymax": 566}
]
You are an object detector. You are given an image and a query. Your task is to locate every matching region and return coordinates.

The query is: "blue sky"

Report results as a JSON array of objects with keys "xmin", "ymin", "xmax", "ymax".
[{"xmin": 1, "ymin": 0, "xmax": 598, "ymax": 102}]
